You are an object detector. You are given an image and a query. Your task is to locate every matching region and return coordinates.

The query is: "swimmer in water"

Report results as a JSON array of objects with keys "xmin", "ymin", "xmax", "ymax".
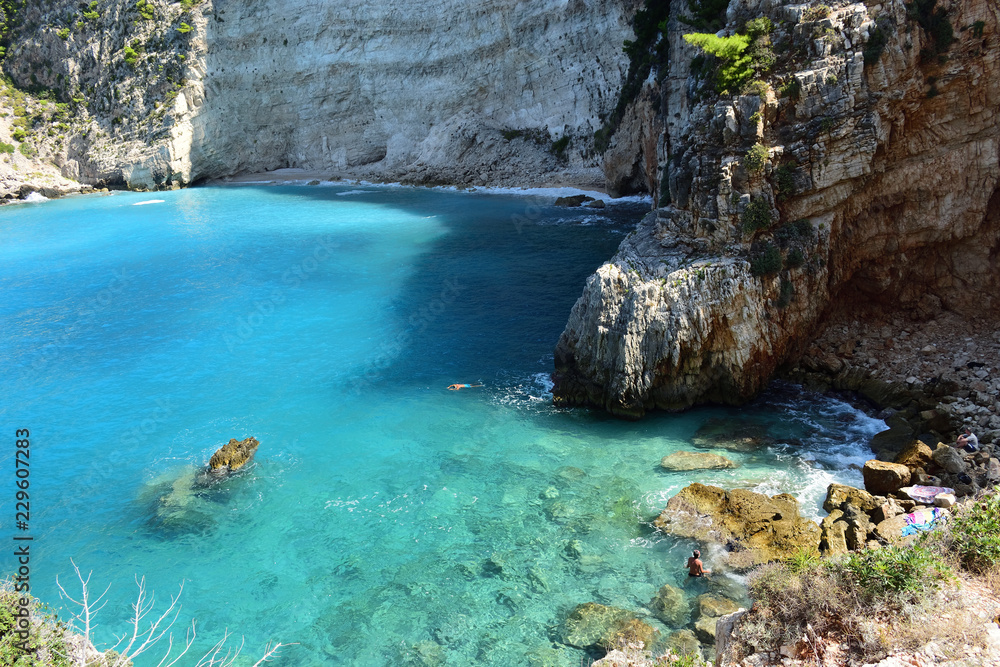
[{"xmin": 447, "ymin": 383, "xmax": 484, "ymax": 390}]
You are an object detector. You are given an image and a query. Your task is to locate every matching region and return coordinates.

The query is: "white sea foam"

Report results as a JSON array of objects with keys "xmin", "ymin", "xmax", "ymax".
[
  {"xmin": 536, "ymin": 214, "xmax": 614, "ymax": 226},
  {"xmin": 23, "ymin": 192, "xmax": 49, "ymax": 203},
  {"xmin": 335, "ymin": 190, "xmax": 374, "ymax": 197},
  {"xmin": 133, "ymin": 199, "xmax": 166, "ymax": 206}
]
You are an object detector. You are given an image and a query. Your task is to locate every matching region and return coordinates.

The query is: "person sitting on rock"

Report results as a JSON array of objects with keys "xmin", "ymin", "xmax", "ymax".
[
  {"xmin": 957, "ymin": 427, "xmax": 980, "ymax": 453},
  {"xmin": 687, "ymin": 550, "xmax": 711, "ymax": 577}
]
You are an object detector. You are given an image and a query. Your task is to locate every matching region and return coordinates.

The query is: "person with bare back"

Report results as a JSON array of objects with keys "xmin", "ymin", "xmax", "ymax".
[{"xmin": 687, "ymin": 549, "xmax": 711, "ymax": 577}]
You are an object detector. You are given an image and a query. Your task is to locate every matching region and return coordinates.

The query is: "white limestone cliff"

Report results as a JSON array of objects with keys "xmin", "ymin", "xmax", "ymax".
[{"xmin": 5, "ymin": 0, "xmax": 639, "ymax": 189}]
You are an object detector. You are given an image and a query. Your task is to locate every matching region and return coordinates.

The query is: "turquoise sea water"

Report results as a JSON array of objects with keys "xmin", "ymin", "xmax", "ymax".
[{"xmin": 0, "ymin": 185, "xmax": 882, "ymax": 666}]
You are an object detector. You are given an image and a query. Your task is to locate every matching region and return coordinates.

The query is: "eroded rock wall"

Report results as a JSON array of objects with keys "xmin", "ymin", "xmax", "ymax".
[
  {"xmin": 5, "ymin": 0, "xmax": 638, "ymax": 189},
  {"xmin": 554, "ymin": 0, "xmax": 1000, "ymax": 417}
]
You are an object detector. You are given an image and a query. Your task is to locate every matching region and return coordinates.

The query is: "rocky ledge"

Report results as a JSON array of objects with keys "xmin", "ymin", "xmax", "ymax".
[
  {"xmin": 553, "ymin": 0, "xmax": 1000, "ymax": 417},
  {"xmin": 654, "ymin": 483, "xmax": 821, "ymax": 570}
]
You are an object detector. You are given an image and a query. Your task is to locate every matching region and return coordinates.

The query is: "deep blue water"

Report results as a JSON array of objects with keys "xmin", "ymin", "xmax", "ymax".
[{"xmin": 0, "ymin": 185, "xmax": 881, "ymax": 666}]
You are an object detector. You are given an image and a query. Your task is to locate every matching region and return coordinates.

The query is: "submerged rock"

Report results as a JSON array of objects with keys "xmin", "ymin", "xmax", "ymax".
[
  {"xmin": 690, "ymin": 419, "xmax": 776, "ymax": 453},
  {"xmin": 653, "ymin": 484, "xmax": 821, "ymax": 569},
  {"xmin": 660, "ymin": 451, "xmax": 737, "ymax": 471},
  {"xmin": 666, "ymin": 629, "xmax": 702, "ymax": 658},
  {"xmin": 648, "ymin": 583, "xmax": 690, "ymax": 627},
  {"xmin": 138, "ymin": 466, "xmax": 219, "ymax": 536},
  {"xmin": 560, "ymin": 602, "xmax": 653, "ymax": 651},
  {"xmin": 695, "ymin": 593, "xmax": 738, "ymax": 620},
  {"xmin": 208, "ymin": 437, "xmax": 260, "ymax": 474}
]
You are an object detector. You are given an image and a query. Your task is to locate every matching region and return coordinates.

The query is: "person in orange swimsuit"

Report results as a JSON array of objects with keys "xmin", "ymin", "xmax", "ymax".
[{"xmin": 447, "ymin": 383, "xmax": 484, "ymax": 390}]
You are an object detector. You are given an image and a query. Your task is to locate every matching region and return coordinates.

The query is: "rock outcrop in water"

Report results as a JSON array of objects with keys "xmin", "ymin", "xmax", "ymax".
[
  {"xmin": 553, "ymin": 0, "xmax": 1000, "ymax": 416},
  {"xmin": 654, "ymin": 483, "xmax": 821, "ymax": 569},
  {"xmin": 208, "ymin": 436, "xmax": 259, "ymax": 474}
]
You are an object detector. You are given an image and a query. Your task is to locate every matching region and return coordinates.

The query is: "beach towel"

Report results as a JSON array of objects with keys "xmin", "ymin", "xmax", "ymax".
[
  {"xmin": 901, "ymin": 507, "xmax": 947, "ymax": 536},
  {"xmin": 899, "ymin": 485, "xmax": 954, "ymax": 504}
]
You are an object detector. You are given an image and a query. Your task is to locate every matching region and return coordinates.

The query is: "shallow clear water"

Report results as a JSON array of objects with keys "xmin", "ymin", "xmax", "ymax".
[{"xmin": 0, "ymin": 185, "xmax": 882, "ymax": 666}]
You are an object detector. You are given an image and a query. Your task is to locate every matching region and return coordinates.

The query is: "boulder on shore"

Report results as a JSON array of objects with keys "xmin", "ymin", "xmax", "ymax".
[
  {"xmin": 932, "ymin": 443, "xmax": 966, "ymax": 475},
  {"xmin": 862, "ymin": 460, "xmax": 911, "ymax": 496},
  {"xmin": 208, "ymin": 437, "xmax": 260, "ymax": 474},
  {"xmin": 894, "ymin": 440, "xmax": 934, "ymax": 470},
  {"xmin": 823, "ymin": 483, "xmax": 881, "ymax": 513},
  {"xmin": 660, "ymin": 451, "xmax": 737, "ymax": 471},
  {"xmin": 652, "ymin": 484, "xmax": 821, "ymax": 569}
]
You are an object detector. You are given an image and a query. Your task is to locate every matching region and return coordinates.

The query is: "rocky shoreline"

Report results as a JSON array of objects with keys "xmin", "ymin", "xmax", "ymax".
[{"xmin": 786, "ymin": 309, "xmax": 1000, "ymax": 458}]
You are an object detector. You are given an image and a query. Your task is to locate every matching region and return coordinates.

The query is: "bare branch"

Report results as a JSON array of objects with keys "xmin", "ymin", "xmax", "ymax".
[{"xmin": 54, "ymin": 563, "xmax": 289, "ymax": 667}]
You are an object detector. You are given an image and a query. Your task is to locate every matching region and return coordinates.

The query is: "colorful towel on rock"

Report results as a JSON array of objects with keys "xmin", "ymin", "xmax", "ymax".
[
  {"xmin": 901, "ymin": 507, "xmax": 947, "ymax": 536},
  {"xmin": 899, "ymin": 485, "xmax": 955, "ymax": 504}
]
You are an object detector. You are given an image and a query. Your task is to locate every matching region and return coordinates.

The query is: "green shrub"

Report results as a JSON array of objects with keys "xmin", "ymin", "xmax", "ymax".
[
  {"xmin": 784, "ymin": 247, "xmax": 804, "ymax": 269},
  {"xmin": 685, "ymin": 0, "xmax": 730, "ymax": 31},
  {"xmin": 745, "ymin": 17, "xmax": 773, "ymax": 39},
  {"xmin": 750, "ymin": 242, "xmax": 781, "ymax": 276},
  {"xmin": 0, "ymin": 141, "xmax": 13, "ymax": 153},
  {"xmin": 176, "ymin": 22, "xmax": 193, "ymax": 33},
  {"xmin": 181, "ymin": 0, "xmax": 195, "ymax": 8},
  {"xmin": 779, "ymin": 78, "xmax": 801, "ymax": 99},
  {"xmin": 844, "ymin": 545, "xmax": 949, "ymax": 603},
  {"xmin": 742, "ymin": 197, "xmax": 772, "ymax": 234},
  {"xmin": 12, "ymin": 127, "xmax": 25, "ymax": 141},
  {"xmin": 774, "ymin": 218, "xmax": 813, "ymax": 246},
  {"xmin": 742, "ymin": 79, "xmax": 768, "ymax": 97},
  {"xmin": 802, "ymin": 4, "xmax": 831, "ymax": 22},
  {"xmin": 774, "ymin": 161, "xmax": 797, "ymax": 200},
  {"xmin": 906, "ymin": 0, "xmax": 954, "ymax": 56},
  {"xmin": 683, "ymin": 32, "xmax": 753, "ymax": 93},
  {"xmin": 83, "ymin": 9, "xmax": 99, "ymax": 20},
  {"xmin": 745, "ymin": 18, "xmax": 775, "ymax": 74},
  {"xmin": 56, "ymin": 27, "xmax": 70, "ymax": 39},
  {"xmin": 949, "ymin": 487, "xmax": 1000, "ymax": 573},
  {"xmin": 785, "ymin": 547, "xmax": 820, "ymax": 573},
  {"xmin": 123, "ymin": 45, "xmax": 138, "ymax": 66},
  {"xmin": 18, "ymin": 142, "xmax": 33, "ymax": 157},
  {"xmin": 551, "ymin": 135, "xmax": 570, "ymax": 160},
  {"xmin": 744, "ymin": 142, "xmax": 768, "ymax": 173},
  {"xmin": 864, "ymin": 17, "xmax": 893, "ymax": 65},
  {"xmin": 972, "ymin": 20, "xmax": 986, "ymax": 38},
  {"xmin": 136, "ymin": 0, "xmax": 155, "ymax": 20}
]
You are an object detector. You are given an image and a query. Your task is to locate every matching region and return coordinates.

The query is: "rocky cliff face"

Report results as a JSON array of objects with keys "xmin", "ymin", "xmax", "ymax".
[
  {"xmin": 554, "ymin": 0, "xmax": 1000, "ymax": 417},
  {"xmin": 4, "ymin": 0, "xmax": 638, "ymax": 189}
]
